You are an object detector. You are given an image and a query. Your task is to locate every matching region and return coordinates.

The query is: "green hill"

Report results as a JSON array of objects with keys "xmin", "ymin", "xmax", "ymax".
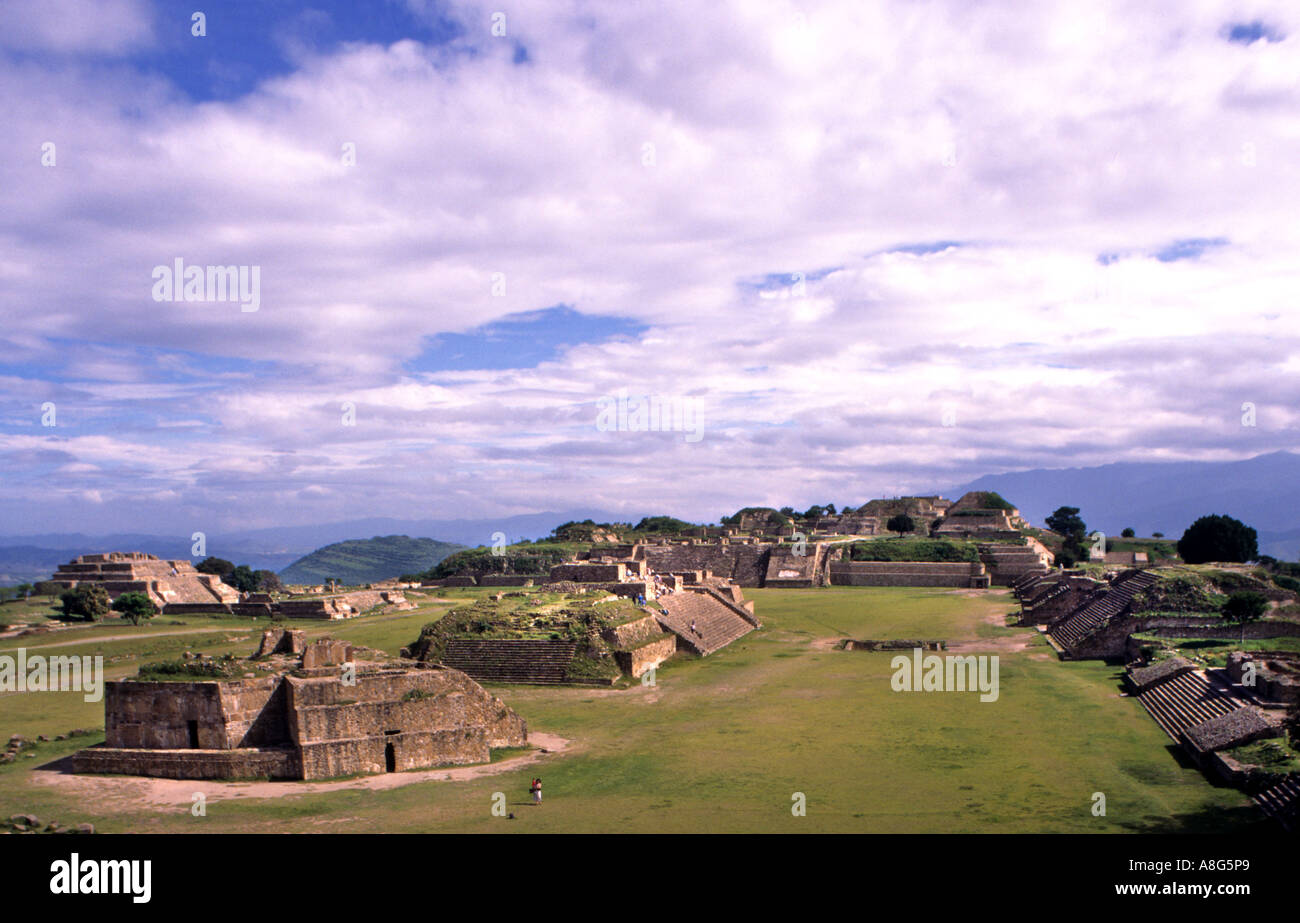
[{"xmin": 278, "ymin": 535, "xmax": 465, "ymax": 586}]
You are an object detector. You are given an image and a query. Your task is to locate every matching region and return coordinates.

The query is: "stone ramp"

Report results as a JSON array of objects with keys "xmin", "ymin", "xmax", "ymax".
[
  {"xmin": 654, "ymin": 590, "xmax": 754, "ymax": 655},
  {"xmin": 440, "ymin": 640, "xmax": 577, "ymax": 685}
]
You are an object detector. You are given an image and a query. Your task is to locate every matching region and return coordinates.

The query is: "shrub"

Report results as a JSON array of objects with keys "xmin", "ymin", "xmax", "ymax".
[
  {"xmin": 112, "ymin": 591, "xmax": 158, "ymax": 626},
  {"xmin": 59, "ymin": 585, "xmax": 111, "ymax": 622}
]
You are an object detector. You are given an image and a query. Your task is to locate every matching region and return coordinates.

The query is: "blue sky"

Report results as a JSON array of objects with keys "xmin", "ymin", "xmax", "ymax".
[{"xmin": 1, "ymin": 0, "xmax": 1298, "ymax": 535}]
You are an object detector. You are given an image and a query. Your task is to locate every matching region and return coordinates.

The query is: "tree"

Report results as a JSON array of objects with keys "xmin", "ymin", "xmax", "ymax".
[
  {"xmin": 1045, "ymin": 506, "xmax": 1087, "ymax": 540},
  {"xmin": 254, "ymin": 570, "xmax": 282, "ymax": 593},
  {"xmin": 886, "ymin": 513, "xmax": 915, "ymax": 537},
  {"xmin": 1152, "ymin": 532, "xmax": 1164, "ymax": 539},
  {"xmin": 1121, "ymin": 528, "xmax": 1136, "ymax": 538},
  {"xmin": 802, "ymin": 505, "xmax": 826, "ymax": 520},
  {"xmin": 15, "ymin": 583, "xmax": 32, "ymax": 599},
  {"xmin": 59, "ymin": 584, "xmax": 111, "ymax": 622},
  {"xmin": 196, "ymin": 557, "xmax": 235, "ymax": 577},
  {"xmin": 227, "ymin": 565, "xmax": 259, "ymax": 593},
  {"xmin": 1177, "ymin": 514, "xmax": 1259, "ymax": 564},
  {"xmin": 824, "ymin": 503, "xmax": 837, "ymax": 515},
  {"xmin": 1046, "ymin": 506, "xmax": 1089, "ymax": 566},
  {"xmin": 1220, "ymin": 590, "xmax": 1269, "ymax": 644},
  {"xmin": 113, "ymin": 591, "xmax": 158, "ymax": 626}
]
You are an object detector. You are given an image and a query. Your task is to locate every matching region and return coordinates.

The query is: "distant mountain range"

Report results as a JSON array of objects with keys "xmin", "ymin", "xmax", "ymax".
[
  {"xmin": 278, "ymin": 536, "xmax": 465, "ymax": 586},
  {"xmin": 4, "ymin": 452, "xmax": 1299, "ymax": 586},
  {"xmin": 0, "ymin": 509, "xmax": 629, "ymax": 585},
  {"xmin": 942, "ymin": 451, "xmax": 1300, "ymax": 560}
]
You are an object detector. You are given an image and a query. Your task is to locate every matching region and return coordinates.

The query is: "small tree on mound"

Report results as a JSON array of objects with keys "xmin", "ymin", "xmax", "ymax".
[
  {"xmin": 1121, "ymin": 527, "xmax": 1136, "ymax": 538},
  {"xmin": 1178, "ymin": 514, "xmax": 1258, "ymax": 564},
  {"xmin": 1220, "ymin": 590, "xmax": 1269, "ymax": 644},
  {"xmin": 196, "ymin": 557, "xmax": 235, "ymax": 577},
  {"xmin": 113, "ymin": 591, "xmax": 159, "ymax": 626},
  {"xmin": 886, "ymin": 513, "xmax": 915, "ymax": 537},
  {"xmin": 59, "ymin": 584, "xmax": 111, "ymax": 622}
]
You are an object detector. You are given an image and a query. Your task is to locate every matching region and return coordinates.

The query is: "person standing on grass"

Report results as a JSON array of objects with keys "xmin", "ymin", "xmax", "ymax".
[{"xmin": 531, "ymin": 777, "xmax": 542, "ymax": 805}]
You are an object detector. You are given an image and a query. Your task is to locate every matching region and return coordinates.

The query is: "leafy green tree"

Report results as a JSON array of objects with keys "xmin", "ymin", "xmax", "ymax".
[
  {"xmin": 1046, "ymin": 506, "xmax": 1089, "ymax": 565},
  {"xmin": 886, "ymin": 513, "xmax": 916, "ymax": 537},
  {"xmin": 1220, "ymin": 590, "xmax": 1269, "ymax": 644},
  {"xmin": 1121, "ymin": 527, "xmax": 1136, "ymax": 538},
  {"xmin": 113, "ymin": 591, "xmax": 159, "ymax": 626},
  {"xmin": 60, "ymin": 584, "xmax": 111, "ymax": 622},
  {"xmin": 1046, "ymin": 506, "xmax": 1086, "ymax": 540},
  {"xmin": 802, "ymin": 505, "xmax": 826, "ymax": 520},
  {"xmin": 227, "ymin": 565, "xmax": 259, "ymax": 593},
  {"xmin": 253, "ymin": 570, "xmax": 282, "ymax": 593},
  {"xmin": 196, "ymin": 557, "xmax": 235, "ymax": 577},
  {"xmin": 1152, "ymin": 532, "xmax": 1164, "ymax": 539},
  {"xmin": 824, "ymin": 503, "xmax": 837, "ymax": 515},
  {"xmin": 14, "ymin": 583, "xmax": 32, "ymax": 599},
  {"xmin": 1177, "ymin": 515, "xmax": 1259, "ymax": 564}
]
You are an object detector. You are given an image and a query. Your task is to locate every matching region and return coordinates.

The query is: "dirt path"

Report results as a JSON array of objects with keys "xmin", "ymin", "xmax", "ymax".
[{"xmin": 32, "ymin": 733, "xmax": 573, "ymax": 811}]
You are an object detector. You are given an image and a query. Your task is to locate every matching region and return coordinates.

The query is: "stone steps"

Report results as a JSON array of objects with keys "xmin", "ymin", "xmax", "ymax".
[
  {"xmin": 1137, "ymin": 671, "xmax": 1245, "ymax": 741},
  {"xmin": 1254, "ymin": 775, "xmax": 1300, "ymax": 831},
  {"xmin": 655, "ymin": 592, "xmax": 753, "ymax": 655},
  {"xmin": 441, "ymin": 640, "xmax": 577, "ymax": 685},
  {"xmin": 1050, "ymin": 570, "xmax": 1156, "ymax": 650}
]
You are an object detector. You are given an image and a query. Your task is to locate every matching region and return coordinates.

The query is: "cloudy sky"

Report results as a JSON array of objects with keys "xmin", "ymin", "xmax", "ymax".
[{"xmin": 1, "ymin": 0, "xmax": 1298, "ymax": 535}]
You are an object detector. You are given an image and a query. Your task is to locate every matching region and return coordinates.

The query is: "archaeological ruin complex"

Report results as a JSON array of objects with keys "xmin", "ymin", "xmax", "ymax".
[{"xmin": 72, "ymin": 631, "xmax": 527, "ymax": 780}]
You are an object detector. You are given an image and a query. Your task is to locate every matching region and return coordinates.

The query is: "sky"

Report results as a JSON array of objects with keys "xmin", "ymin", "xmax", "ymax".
[{"xmin": 1, "ymin": 0, "xmax": 1299, "ymax": 535}]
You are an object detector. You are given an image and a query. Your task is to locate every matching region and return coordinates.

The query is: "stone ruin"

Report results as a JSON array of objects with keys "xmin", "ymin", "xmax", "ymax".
[
  {"xmin": 49, "ymin": 552, "xmax": 239, "ymax": 608},
  {"xmin": 71, "ymin": 629, "xmax": 527, "ymax": 781}
]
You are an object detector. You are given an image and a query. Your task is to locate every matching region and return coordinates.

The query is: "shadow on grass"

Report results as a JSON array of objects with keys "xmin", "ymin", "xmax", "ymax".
[{"xmin": 1116, "ymin": 801, "xmax": 1276, "ymax": 833}]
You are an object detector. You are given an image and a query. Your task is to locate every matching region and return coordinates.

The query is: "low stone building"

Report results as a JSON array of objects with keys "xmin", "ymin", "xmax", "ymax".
[{"xmin": 72, "ymin": 631, "xmax": 527, "ymax": 781}]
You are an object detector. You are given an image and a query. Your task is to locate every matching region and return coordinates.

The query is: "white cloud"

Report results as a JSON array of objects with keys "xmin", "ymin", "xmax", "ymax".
[{"xmin": 1, "ymin": 0, "xmax": 1299, "ymax": 531}]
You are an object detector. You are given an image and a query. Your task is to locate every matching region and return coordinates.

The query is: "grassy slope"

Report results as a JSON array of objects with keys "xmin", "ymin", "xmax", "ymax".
[
  {"xmin": 0, "ymin": 587, "xmax": 1263, "ymax": 833},
  {"xmin": 279, "ymin": 535, "xmax": 465, "ymax": 585}
]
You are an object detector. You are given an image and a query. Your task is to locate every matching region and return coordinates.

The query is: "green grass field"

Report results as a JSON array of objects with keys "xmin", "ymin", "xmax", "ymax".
[{"xmin": 0, "ymin": 586, "xmax": 1264, "ymax": 833}]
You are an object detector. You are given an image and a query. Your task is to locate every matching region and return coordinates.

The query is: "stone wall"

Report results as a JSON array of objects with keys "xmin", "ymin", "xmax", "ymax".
[
  {"xmin": 72, "ymin": 745, "xmax": 298, "ymax": 780},
  {"xmin": 828, "ymin": 561, "xmax": 986, "ymax": 588},
  {"xmin": 550, "ymin": 563, "xmax": 626, "ymax": 583},
  {"xmin": 601, "ymin": 614, "xmax": 665, "ymax": 648},
  {"xmin": 641, "ymin": 543, "xmax": 771, "ymax": 586},
  {"xmin": 103, "ymin": 680, "xmax": 252, "ymax": 750},
  {"xmin": 477, "ymin": 575, "xmax": 535, "ymax": 586},
  {"xmin": 615, "ymin": 635, "xmax": 677, "ymax": 678}
]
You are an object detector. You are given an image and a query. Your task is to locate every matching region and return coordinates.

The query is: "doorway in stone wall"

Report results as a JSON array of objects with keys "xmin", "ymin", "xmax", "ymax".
[
  {"xmin": 384, "ymin": 742, "xmax": 396, "ymax": 772},
  {"xmin": 187, "ymin": 720, "xmax": 199, "ymax": 749}
]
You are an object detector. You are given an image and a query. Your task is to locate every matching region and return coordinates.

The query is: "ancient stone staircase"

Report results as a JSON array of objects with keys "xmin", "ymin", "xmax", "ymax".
[
  {"xmin": 654, "ymin": 591, "xmax": 754, "ymax": 656},
  {"xmin": 1049, "ymin": 570, "xmax": 1157, "ymax": 651},
  {"xmin": 1255, "ymin": 776, "xmax": 1300, "ymax": 831},
  {"xmin": 440, "ymin": 640, "xmax": 577, "ymax": 685},
  {"xmin": 1136, "ymin": 670, "xmax": 1246, "ymax": 740},
  {"xmin": 1133, "ymin": 667, "xmax": 1299, "ymax": 831}
]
